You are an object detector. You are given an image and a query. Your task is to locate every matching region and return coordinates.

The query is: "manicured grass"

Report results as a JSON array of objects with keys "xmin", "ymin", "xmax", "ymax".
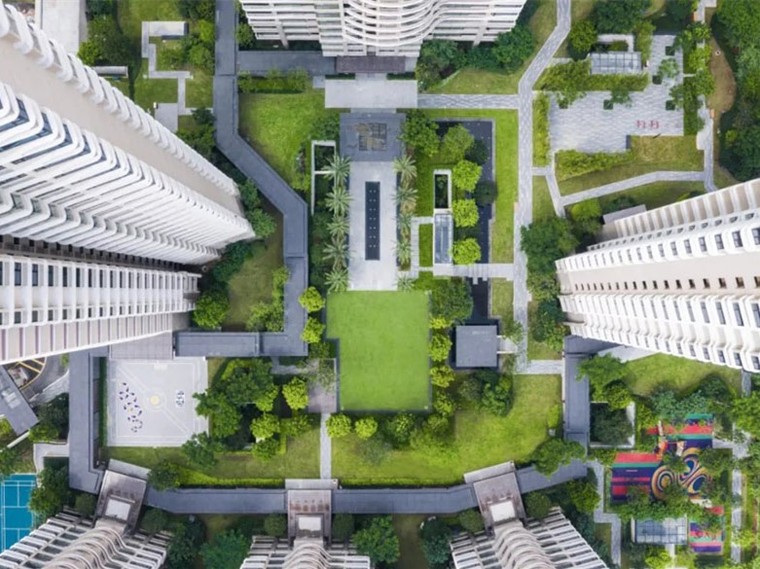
[
  {"xmin": 414, "ymin": 155, "xmax": 438, "ymax": 216},
  {"xmin": 533, "ymin": 94, "xmax": 550, "ymax": 167},
  {"xmin": 327, "ymin": 292, "xmax": 431, "ymax": 411},
  {"xmin": 223, "ymin": 203, "xmax": 283, "ymax": 330},
  {"xmin": 490, "ymin": 279, "xmax": 514, "ymax": 323},
  {"xmin": 239, "ymin": 90, "xmax": 339, "ymax": 186},
  {"xmin": 332, "ymin": 375, "xmax": 561, "ymax": 485},
  {"xmin": 428, "ymin": 0, "xmax": 556, "ymax": 95},
  {"xmin": 107, "ymin": 427, "xmax": 320, "ymax": 484},
  {"xmin": 186, "ymin": 70, "xmax": 213, "ymax": 109},
  {"xmin": 419, "ymin": 223, "xmax": 433, "ymax": 267},
  {"xmin": 533, "ymin": 176, "xmax": 556, "ymax": 221},
  {"xmin": 527, "ymin": 301, "xmax": 562, "ymax": 360},
  {"xmin": 132, "ymin": 60, "xmax": 178, "ymax": 111},
  {"xmin": 395, "ymin": 516, "xmax": 427, "ymax": 569},
  {"xmin": 118, "ymin": 0, "xmax": 181, "ymax": 43},
  {"xmin": 423, "ymin": 110, "xmax": 519, "ymax": 262},
  {"xmin": 623, "ymin": 354, "xmax": 742, "ymax": 397},
  {"xmin": 558, "ymin": 136, "xmax": 704, "ymax": 195},
  {"xmin": 593, "ymin": 181, "xmax": 705, "ymax": 213}
]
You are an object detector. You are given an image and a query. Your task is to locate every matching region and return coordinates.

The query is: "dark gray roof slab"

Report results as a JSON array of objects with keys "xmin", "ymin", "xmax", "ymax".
[
  {"xmin": 146, "ymin": 488, "xmax": 288, "ymax": 514},
  {"xmin": 340, "ymin": 112, "xmax": 404, "ymax": 162},
  {"xmin": 455, "ymin": 325, "xmax": 498, "ymax": 369},
  {"xmin": 237, "ymin": 51, "xmax": 336, "ymax": 76},
  {"xmin": 336, "ymin": 56, "xmax": 406, "ymax": 74},
  {"xmin": 515, "ymin": 460, "xmax": 588, "ymax": 494}
]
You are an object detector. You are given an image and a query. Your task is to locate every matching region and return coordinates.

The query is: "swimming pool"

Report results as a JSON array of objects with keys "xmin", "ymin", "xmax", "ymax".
[{"xmin": 0, "ymin": 474, "xmax": 36, "ymax": 551}]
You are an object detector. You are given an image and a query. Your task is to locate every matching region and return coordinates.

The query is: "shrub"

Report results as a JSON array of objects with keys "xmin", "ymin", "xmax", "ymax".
[
  {"xmin": 282, "ymin": 378, "xmax": 309, "ymax": 411},
  {"xmin": 481, "ymin": 375, "xmax": 513, "ymax": 416},
  {"xmin": 301, "ymin": 317, "xmax": 325, "ymax": 344},
  {"xmin": 452, "ymin": 238, "xmax": 482, "ymax": 265},
  {"xmin": 452, "ymin": 199, "xmax": 479, "ymax": 228},
  {"xmin": 249, "ymin": 209, "xmax": 277, "ymax": 239},
  {"xmin": 333, "ymin": 514, "xmax": 355, "ymax": 541},
  {"xmin": 429, "ymin": 333, "xmax": 452, "ymax": 362},
  {"xmin": 141, "ymin": 509, "xmax": 170, "ymax": 534},
  {"xmin": 354, "ymin": 516, "xmax": 400, "ymax": 564},
  {"xmin": 149, "ymin": 461, "xmax": 182, "ymax": 490},
  {"xmin": 474, "ymin": 180, "xmax": 498, "ymax": 206},
  {"xmin": 524, "ymin": 492, "xmax": 552, "ymax": 519},
  {"xmin": 193, "ymin": 289, "xmax": 229, "ymax": 329},
  {"xmin": 400, "ymin": 111, "xmax": 439, "ymax": 157},
  {"xmin": 74, "ymin": 493, "xmax": 96, "ymax": 517},
  {"xmin": 602, "ymin": 381, "xmax": 633, "ymax": 410},
  {"xmin": 532, "ymin": 439, "xmax": 585, "ymax": 475},
  {"xmin": 250, "ymin": 413, "xmax": 280, "ymax": 440},
  {"xmin": 466, "ymin": 139, "xmax": 490, "ymax": 165},
  {"xmin": 326, "ymin": 414, "xmax": 353, "ymax": 438},
  {"xmin": 264, "ymin": 514, "xmax": 287, "ymax": 537},
  {"xmin": 569, "ymin": 21, "xmax": 597, "ymax": 59},
  {"xmin": 430, "ymin": 365, "xmax": 455, "ymax": 388},
  {"xmin": 251, "ymin": 437, "xmax": 280, "ymax": 460},
  {"xmin": 493, "ymin": 24, "xmax": 534, "ymax": 72},
  {"xmin": 458, "ymin": 509, "xmax": 484, "ymax": 533},
  {"xmin": 383, "ymin": 413, "xmax": 417, "ymax": 447},
  {"xmin": 439, "ymin": 125, "xmax": 474, "ymax": 163},
  {"xmin": 591, "ymin": 405, "xmax": 633, "ymax": 445},
  {"xmin": 200, "ymin": 530, "xmax": 249, "ymax": 569},
  {"xmin": 568, "ymin": 480, "xmax": 600, "ymax": 513},
  {"xmin": 298, "ymin": 287, "xmax": 325, "ymax": 313},
  {"xmin": 555, "ymin": 150, "xmax": 633, "ymax": 181},
  {"xmin": 355, "ymin": 417, "xmax": 378, "ymax": 439},
  {"xmin": 452, "ymin": 160, "xmax": 483, "ymax": 193},
  {"xmin": 431, "ymin": 278, "xmax": 473, "ymax": 325}
]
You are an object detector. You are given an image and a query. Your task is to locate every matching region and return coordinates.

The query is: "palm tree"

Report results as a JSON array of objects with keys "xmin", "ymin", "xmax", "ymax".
[
  {"xmin": 326, "ymin": 154, "xmax": 351, "ymax": 189},
  {"xmin": 326, "ymin": 268, "xmax": 349, "ymax": 294},
  {"xmin": 397, "ymin": 211, "xmax": 413, "ymax": 236},
  {"xmin": 323, "ymin": 235, "xmax": 348, "ymax": 269},
  {"xmin": 396, "ymin": 238, "xmax": 412, "ymax": 266},
  {"xmin": 328, "ymin": 216, "xmax": 350, "ymax": 240},
  {"xmin": 397, "ymin": 275, "xmax": 415, "ymax": 291},
  {"xmin": 395, "ymin": 184, "xmax": 417, "ymax": 207},
  {"xmin": 393, "ymin": 155, "xmax": 417, "ymax": 187},
  {"xmin": 326, "ymin": 185, "xmax": 351, "ymax": 217}
]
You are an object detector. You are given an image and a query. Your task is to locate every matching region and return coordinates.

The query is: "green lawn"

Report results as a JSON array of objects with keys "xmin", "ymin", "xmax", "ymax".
[
  {"xmin": 419, "ymin": 223, "xmax": 433, "ymax": 267},
  {"xmin": 427, "ymin": 0, "xmax": 557, "ymax": 95},
  {"xmin": 533, "ymin": 176, "xmax": 556, "ymax": 221},
  {"xmin": 118, "ymin": 0, "xmax": 181, "ymax": 43},
  {"xmin": 558, "ymin": 136, "xmax": 704, "ymax": 195},
  {"xmin": 107, "ymin": 427, "xmax": 320, "ymax": 484},
  {"xmin": 624, "ymin": 354, "xmax": 742, "ymax": 396},
  {"xmin": 332, "ymin": 375, "xmax": 561, "ymax": 485},
  {"xmin": 239, "ymin": 90, "xmax": 339, "ymax": 187},
  {"xmin": 327, "ymin": 291, "xmax": 431, "ymax": 411},
  {"xmin": 223, "ymin": 203, "xmax": 283, "ymax": 330},
  {"xmin": 132, "ymin": 60, "xmax": 178, "ymax": 111},
  {"xmin": 534, "ymin": 95, "xmax": 550, "ymax": 167},
  {"xmin": 423, "ymin": 110, "xmax": 518, "ymax": 262},
  {"xmin": 395, "ymin": 516, "xmax": 427, "ymax": 569},
  {"xmin": 528, "ymin": 301, "xmax": 562, "ymax": 360},
  {"xmin": 593, "ymin": 181, "xmax": 705, "ymax": 213},
  {"xmin": 186, "ymin": 70, "xmax": 213, "ymax": 109},
  {"xmin": 490, "ymin": 279, "xmax": 514, "ymax": 323}
]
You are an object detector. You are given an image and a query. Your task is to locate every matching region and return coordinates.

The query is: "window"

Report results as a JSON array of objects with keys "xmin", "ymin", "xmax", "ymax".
[
  {"xmin": 715, "ymin": 234, "xmax": 725, "ymax": 250},
  {"xmin": 699, "ymin": 237, "xmax": 707, "ymax": 252},
  {"xmin": 684, "ymin": 239, "xmax": 692, "ymax": 254},
  {"xmin": 716, "ymin": 303, "xmax": 726, "ymax": 324},
  {"xmin": 689, "ymin": 345, "xmax": 696, "ymax": 357},
  {"xmin": 13, "ymin": 263, "xmax": 21, "ymax": 286},
  {"xmin": 671, "ymin": 242, "xmax": 678, "ymax": 255},
  {"xmin": 688, "ymin": 279, "xmax": 695, "ymax": 289},
  {"xmin": 734, "ymin": 303, "xmax": 745, "ymax": 326},
  {"xmin": 733, "ymin": 231, "xmax": 744, "ymax": 247},
  {"xmin": 737, "ymin": 277, "xmax": 745, "ymax": 288},
  {"xmin": 632, "ymin": 282, "xmax": 637, "ymax": 290},
  {"xmin": 718, "ymin": 351, "xmax": 726, "ymax": 364},
  {"xmin": 47, "ymin": 266, "xmax": 54, "ymax": 286},
  {"xmin": 753, "ymin": 303, "xmax": 760, "ymax": 327},
  {"xmin": 13, "ymin": 312, "xmax": 21, "ymax": 325},
  {"xmin": 658, "ymin": 243, "xmax": 665, "ymax": 256},
  {"xmin": 756, "ymin": 276, "xmax": 760, "ymax": 288},
  {"xmin": 62, "ymin": 268, "xmax": 68, "ymax": 287},
  {"xmin": 75, "ymin": 269, "xmax": 81, "ymax": 287},
  {"xmin": 674, "ymin": 303, "xmax": 682, "ymax": 320},
  {"xmin": 703, "ymin": 278, "xmax": 710, "ymax": 289},
  {"xmin": 31, "ymin": 264, "xmax": 38, "ymax": 287},
  {"xmin": 701, "ymin": 302, "xmax": 710, "ymax": 323},
  {"xmin": 661, "ymin": 301, "xmax": 669, "ymax": 319},
  {"xmin": 734, "ymin": 352, "xmax": 743, "ymax": 366},
  {"xmin": 652, "ymin": 281, "xmax": 658, "ymax": 290},
  {"xmin": 664, "ymin": 280, "xmax": 670, "ymax": 290},
  {"xmin": 753, "ymin": 227, "xmax": 760, "ymax": 245},
  {"xmin": 676, "ymin": 279, "xmax": 682, "ymax": 289},
  {"xmin": 753, "ymin": 356, "xmax": 760, "ymax": 371},
  {"xmin": 687, "ymin": 304, "xmax": 695, "ymax": 322},
  {"xmin": 703, "ymin": 348, "xmax": 710, "ymax": 360},
  {"xmin": 647, "ymin": 246, "xmax": 653, "ymax": 259},
  {"xmin": 719, "ymin": 278, "xmax": 727, "ymax": 289}
]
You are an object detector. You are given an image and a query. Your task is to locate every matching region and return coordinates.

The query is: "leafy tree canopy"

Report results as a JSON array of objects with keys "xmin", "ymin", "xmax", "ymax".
[
  {"xmin": 593, "ymin": 0, "xmax": 650, "ymax": 33},
  {"xmin": 354, "ymin": 516, "xmax": 400, "ymax": 564},
  {"xmin": 200, "ymin": 530, "xmax": 250, "ymax": 569},
  {"xmin": 532, "ymin": 439, "xmax": 585, "ymax": 475}
]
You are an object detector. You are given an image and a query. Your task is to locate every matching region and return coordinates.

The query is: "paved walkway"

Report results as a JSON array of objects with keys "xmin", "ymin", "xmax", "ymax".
[
  {"xmin": 558, "ymin": 170, "xmax": 705, "ymax": 207},
  {"xmin": 418, "ymin": 94, "xmax": 520, "ymax": 109},
  {"xmin": 590, "ymin": 461, "xmax": 622, "ymax": 565},
  {"xmin": 514, "ymin": 0, "xmax": 572, "ymax": 370},
  {"xmin": 518, "ymin": 359, "xmax": 563, "ymax": 374},
  {"xmin": 320, "ymin": 414, "xmax": 332, "ymax": 479},
  {"xmin": 433, "ymin": 263, "xmax": 514, "ymax": 280}
]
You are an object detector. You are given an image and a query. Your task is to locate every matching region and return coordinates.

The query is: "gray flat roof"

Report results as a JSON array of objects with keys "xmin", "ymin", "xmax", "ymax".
[
  {"xmin": 455, "ymin": 325, "xmax": 498, "ymax": 368},
  {"xmin": 340, "ymin": 112, "xmax": 404, "ymax": 162},
  {"xmin": 0, "ymin": 366, "xmax": 37, "ymax": 434},
  {"xmin": 326, "ymin": 79, "xmax": 417, "ymax": 109},
  {"xmin": 336, "ymin": 56, "xmax": 407, "ymax": 74}
]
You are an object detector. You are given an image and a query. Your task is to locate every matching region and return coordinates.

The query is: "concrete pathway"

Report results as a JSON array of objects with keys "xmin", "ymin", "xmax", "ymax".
[
  {"xmin": 320, "ymin": 413, "xmax": 332, "ymax": 480},
  {"xmin": 433, "ymin": 263, "xmax": 514, "ymax": 280},
  {"xmin": 513, "ymin": 0, "xmax": 572, "ymax": 370},
  {"xmin": 518, "ymin": 360, "xmax": 563, "ymax": 375},
  {"xmin": 418, "ymin": 94, "xmax": 520, "ymax": 110},
  {"xmin": 558, "ymin": 170, "xmax": 705, "ymax": 207},
  {"xmin": 590, "ymin": 460, "xmax": 622, "ymax": 566}
]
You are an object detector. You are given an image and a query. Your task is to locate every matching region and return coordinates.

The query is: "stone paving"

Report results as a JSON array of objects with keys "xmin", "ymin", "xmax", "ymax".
[
  {"xmin": 590, "ymin": 460, "xmax": 622, "ymax": 565},
  {"xmin": 417, "ymin": 94, "xmax": 520, "ymax": 109},
  {"xmin": 549, "ymin": 35, "xmax": 683, "ymax": 153},
  {"xmin": 519, "ymin": 360, "xmax": 563, "ymax": 374},
  {"xmin": 320, "ymin": 414, "xmax": 332, "ymax": 480}
]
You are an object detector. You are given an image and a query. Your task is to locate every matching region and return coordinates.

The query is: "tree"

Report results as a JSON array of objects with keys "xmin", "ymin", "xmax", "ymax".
[
  {"xmin": 301, "ymin": 317, "xmax": 325, "ymax": 344},
  {"xmin": 0, "ymin": 447, "xmax": 19, "ymax": 478},
  {"xmin": 593, "ymin": 0, "xmax": 650, "ymax": 33},
  {"xmin": 533, "ymin": 439, "xmax": 585, "ymax": 475},
  {"xmin": 299, "ymin": 287, "xmax": 325, "ymax": 313},
  {"xmin": 592, "ymin": 406, "xmax": 633, "ymax": 446},
  {"xmin": 354, "ymin": 516, "xmax": 400, "ymax": 564},
  {"xmin": 520, "ymin": 218, "xmax": 578, "ymax": 274},
  {"xmin": 194, "ymin": 392, "xmax": 242, "ymax": 438},
  {"xmin": 281, "ymin": 378, "xmax": 309, "ymax": 412},
  {"xmin": 354, "ymin": 417, "xmax": 378, "ymax": 439},
  {"xmin": 481, "ymin": 375, "xmax": 514, "ymax": 416},
  {"xmin": 602, "ymin": 381, "xmax": 633, "ymax": 410},
  {"xmin": 250, "ymin": 413, "xmax": 280, "ymax": 440},
  {"xmin": 733, "ymin": 392, "xmax": 760, "ymax": 437},
  {"xmin": 578, "ymin": 354, "xmax": 627, "ymax": 396},
  {"xmin": 452, "ymin": 199, "xmax": 479, "ymax": 228},
  {"xmin": 77, "ymin": 40, "xmax": 104, "ymax": 65},
  {"xmin": 439, "ymin": 125, "xmax": 474, "ymax": 163},
  {"xmin": 433, "ymin": 390, "xmax": 456, "ymax": 416},
  {"xmin": 452, "ymin": 238, "xmax": 482, "ymax": 265},
  {"xmin": 326, "ymin": 268, "xmax": 349, "ymax": 294},
  {"xmin": 569, "ymin": 21, "xmax": 597, "ymax": 59},
  {"xmin": 524, "ymin": 492, "xmax": 552, "ymax": 519},
  {"xmin": 181, "ymin": 433, "xmax": 221, "ymax": 469},
  {"xmin": 193, "ymin": 290, "xmax": 229, "ymax": 329},
  {"xmin": 74, "ymin": 493, "xmax": 96, "ymax": 517},
  {"xmin": 149, "ymin": 461, "xmax": 182, "ymax": 490},
  {"xmin": 200, "ymin": 530, "xmax": 250, "ymax": 569},
  {"xmin": 493, "ymin": 24, "xmax": 535, "ymax": 72},
  {"xmin": 474, "ymin": 180, "xmax": 497, "ymax": 206},
  {"xmin": 728, "ymin": 125, "xmax": 760, "ymax": 181},
  {"xmin": 28, "ymin": 421, "xmax": 59, "ymax": 443},
  {"xmin": 383, "ymin": 413, "xmax": 417, "ymax": 447},
  {"xmin": 452, "ymin": 160, "xmax": 483, "ymax": 192},
  {"xmin": 84, "ymin": 16, "xmax": 134, "ymax": 65},
  {"xmin": 458, "ymin": 509, "xmax": 484, "ymax": 533},
  {"xmin": 431, "ymin": 278, "xmax": 473, "ymax": 325},
  {"xmin": 326, "ymin": 414, "xmax": 353, "ymax": 438},
  {"xmin": 421, "ymin": 518, "xmax": 452, "ymax": 566},
  {"xmin": 393, "ymin": 155, "xmax": 417, "ymax": 187},
  {"xmin": 141, "ymin": 508, "xmax": 170, "ymax": 534},
  {"xmin": 429, "ymin": 333, "xmax": 452, "ymax": 362},
  {"xmin": 568, "ymin": 480, "xmax": 600, "ymax": 513},
  {"xmin": 667, "ymin": 0, "xmax": 698, "ymax": 21},
  {"xmin": 396, "ymin": 238, "xmax": 412, "ymax": 266},
  {"xmin": 531, "ymin": 300, "xmax": 568, "ymax": 351},
  {"xmin": 400, "ymin": 111, "xmax": 440, "ymax": 157},
  {"xmin": 252, "ymin": 437, "xmax": 280, "ymax": 460},
  {"xmin": 264, "ymin": 514, "xmax": 287, "ymax": 537},
  {"xmin": 644, "ymin": 546, "xmax": 672, "ymax": 569},
  {"xmin": 29, "ymin": 466, "xmax": 70, "ymax": 519},
  {"xmin": 430, "ymin": 365, "xmax": 455, "ymax": 388},
  {"xmin": 249, "ymin": 209, "xmax": 276, "ymax": 239},
  {"xmin": 333, "ymin": 514, "xmax": 355, "ymax": 542},
  {"xmin": 326, "ymin": 186, "xmax": 351, "ymax": 218},
  {"xmin": 165, "ymin": 518, "xmax": 205, "ymax": 569},
  {"xmin": 716, "ymin": 0, "xmax": 760, "ymax": 51}
]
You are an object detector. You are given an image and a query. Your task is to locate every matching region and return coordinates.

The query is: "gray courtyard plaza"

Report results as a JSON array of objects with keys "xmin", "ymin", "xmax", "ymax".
[
  {"xmin": 106, "ymin": 358, "xmax": 208, "ymax": 447},
  {"xmin": 550, "ymin": 35, "xmax": 684, "ymax": 153}
]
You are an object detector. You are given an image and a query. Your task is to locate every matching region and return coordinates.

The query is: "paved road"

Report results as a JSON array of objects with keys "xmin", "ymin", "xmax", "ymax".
[
  {"xmin": 418, "ymin": 94, "xmax": 520, "ymax": 109},
  {"xmin": 558, "ymin": 170, "xmax": 705, "ymax": 207},
  {"xmin": 514, "ymin": 0, "xmax": 571, "ymax": 371}
]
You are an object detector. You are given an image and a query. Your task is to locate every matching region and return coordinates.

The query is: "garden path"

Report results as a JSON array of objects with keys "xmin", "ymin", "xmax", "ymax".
[
  {"xmin": 519, "ymin": 359, "xmax": 562, "ymax": 374},
  {"xmin": 320, "ymin": 413, "xmax": 332, "ymax": 479},
  {"xmin": 418, "ymin": 94, "xmax": 520, "ymax": 109},
  {"xmin": 589, "ymin": 460, "xmax": 622, "ymax": 565}
]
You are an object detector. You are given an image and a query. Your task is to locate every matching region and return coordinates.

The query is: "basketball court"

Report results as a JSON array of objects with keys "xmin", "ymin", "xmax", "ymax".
[{"xmin": 106, "ymin": 358, "xmax": 208, "ymax": 447}]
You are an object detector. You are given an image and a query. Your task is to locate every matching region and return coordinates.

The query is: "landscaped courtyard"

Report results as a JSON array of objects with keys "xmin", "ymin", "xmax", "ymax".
[{"xmin": 327, "ymin": 291, "xmax": 431, "ymax": 411}]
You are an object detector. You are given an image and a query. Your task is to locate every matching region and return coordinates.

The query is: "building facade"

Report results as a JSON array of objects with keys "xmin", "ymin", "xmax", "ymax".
[
  {"xmin": 0, "ymin": 0, "xmax": 253, "ymax": 362},
  {"xmin": 556, "ymin": 181, "xmax": 760, "ymax": 372},
  {"xmin": 239, "ymin": 0, "xmax": 528, "ymax": 57},
  {"xmin": 0, "ymin": 512, "xmax": 168, "ymax": 568},
  {"xmin": 240, "ymin": 536, "xmax": 371, "ymax": 569}
]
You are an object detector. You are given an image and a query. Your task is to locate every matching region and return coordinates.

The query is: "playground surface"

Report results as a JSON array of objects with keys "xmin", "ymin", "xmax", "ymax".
[{"xmin": 106, "ymin": 358, "xmax": 208, "ymax": 447}]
